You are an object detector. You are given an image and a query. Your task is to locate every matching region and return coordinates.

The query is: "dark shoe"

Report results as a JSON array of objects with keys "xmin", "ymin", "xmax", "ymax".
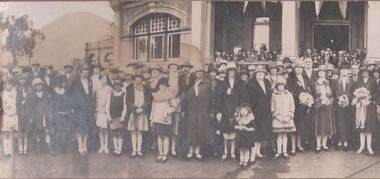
[
  {"xmin": 322, "ymin": 147, "xmax": 329, "ymax": 152},
  {"xmin": 161, "ymin": 156, "xmax": 168, "ymax": 164},
  {"xmin": 249, "ymin": 161, "xmax": 256, "ymax": 166},
  {"xmin": 315, "ymin": 148, "xmax": 321, "ymax": 153},
  {"xmin": 335, "ymin": 145, "xmax": 342, "ymax": 151},
  {"xmin": 195, "ymin": 153, "xmax": 203, "ymax": 161},
  {"xmin": 343, "ymin": 146, "xmax": 349, "ymax": 152},
  {"xmin": 290, "ymin": 151, "xmax": 296, "ymax": 156}
]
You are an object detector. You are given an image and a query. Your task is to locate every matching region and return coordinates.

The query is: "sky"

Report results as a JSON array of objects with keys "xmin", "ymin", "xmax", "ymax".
[{"xmin": 0, "ymin": 1, "xmax": 114, "ymax": 28}]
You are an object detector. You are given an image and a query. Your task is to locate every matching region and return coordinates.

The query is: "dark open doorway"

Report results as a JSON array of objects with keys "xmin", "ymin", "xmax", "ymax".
[{"xmin": 313, "ymin": 24, "xmax": 350, "ymax": 51}]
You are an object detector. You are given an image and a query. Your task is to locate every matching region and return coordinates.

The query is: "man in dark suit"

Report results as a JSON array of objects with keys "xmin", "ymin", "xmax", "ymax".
[{"xmin": 71, "ymin": 65, "xmax": 95, "ymax": 155}]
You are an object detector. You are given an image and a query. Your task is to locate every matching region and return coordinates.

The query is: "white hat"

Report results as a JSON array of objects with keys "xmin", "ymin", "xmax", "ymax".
[{"xmin": 226, "ymin": 62, "xmax": 238, "ymax": 71}]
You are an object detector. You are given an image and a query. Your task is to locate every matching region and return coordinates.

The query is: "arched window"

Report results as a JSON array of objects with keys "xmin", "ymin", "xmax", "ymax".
[{"xmin": 133, "ymin": 13, "xmax": 181, "ymax": 61}]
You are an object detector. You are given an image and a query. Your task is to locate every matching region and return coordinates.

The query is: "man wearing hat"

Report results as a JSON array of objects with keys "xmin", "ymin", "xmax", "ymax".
[
  {"xmin": 71, "ymin": 65, "xmax": 95, "ymax": 155},
  {"xmin": 29, "ymin": 63, "xmax": 43, "ymax": 81},
  {"xmin": 248, "ymin": 65, "xmax": 256, "ymax": 79},
  {"xmin": 247, "ymin": 64, "xmax": 272, "ymax": 160},
  {"xmin": 332, "ymin": 65, "xmax": 354, "ymax": 151}
]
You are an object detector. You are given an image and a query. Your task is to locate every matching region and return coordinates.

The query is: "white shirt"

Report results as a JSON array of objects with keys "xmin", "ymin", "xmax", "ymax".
[
  {"xmin": 194, "ymin": 80, "xmax": 202, "ymax": 97},
  {"xmin": 297, "ymin": 75, "xmax": 305, "ymax": 89},
  {"xmin": 341, "ymin": 77, "xmax": 347, "ymax": 91},
  {"xmin": 81, "ymin": 78, "xmax": 89, "ymax": 95},
  {"xmin": 229, "ymin": 77, "xmax": 235, "ymax": 88},
  {"xmin": 36, "ymin": 91, "xmax": 43, "ymax": 98},
  {"xmin": 258, "ymin": 80, "xmax": 266, "ymax": 94}
]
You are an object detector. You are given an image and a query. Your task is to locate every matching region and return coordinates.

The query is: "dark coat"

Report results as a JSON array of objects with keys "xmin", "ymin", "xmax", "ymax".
[
  {"xmin": 29, "ymin": 91, "xmax": 50, "ymax": 132},
  {"xmin": 71, "ymin": 78, "xmax": 95, "ymax": 134},
  {"xmin": 215, "ymin": 77, "xmax": 245, "ymax": 133},
  {"xmin": 16, "ymin": 86, "xmax": 32, "ymax": 132},
  {"xmin": 186, "ymin": 78, "xmax": 213, "ymax": 146},
  {"xmin": 126, "ymin": 84, "xmax": 151, "ymax": 122},
  {"xmin": 332, "ymin": 78, "xmax": 354, "ymax": 141},
  {"xmin": 247, "ymin": 78, "xmax": 272, "ymax": 141},
  {"xmin": 287, "ymin": 74, "xmax": 312, "ymax": 136}
]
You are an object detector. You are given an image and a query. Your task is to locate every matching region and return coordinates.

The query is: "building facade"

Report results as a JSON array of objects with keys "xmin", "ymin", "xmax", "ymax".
[{"xmin": 107, "ymin": 1, "xmax": 380, "ymax": 66}]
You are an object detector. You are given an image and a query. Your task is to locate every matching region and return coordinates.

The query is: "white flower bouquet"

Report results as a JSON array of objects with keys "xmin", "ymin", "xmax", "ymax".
[
  {"xmin": 299, "ymin": 92, "xmax": 314, "ymax": 107},
  {"xmin": 338, "ymin": 95, "xmax": 350, "ymax": 108},
  {"xmin": 353, "ymin": 87, "xmax": 371, "ymax": 106}
]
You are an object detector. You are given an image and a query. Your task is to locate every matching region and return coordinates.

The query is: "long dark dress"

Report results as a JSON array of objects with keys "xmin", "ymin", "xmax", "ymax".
[
  {"xmin": 247, "ymin": 78, "xmax": 272, "ymax": 141},
  {"xmin": 29, "ymin": 91, "xmax": 50, "ymax": 140},
  {"xmin": 186, "ymin": 78, "xmax": 213, "ymax": 146},
  {"xmin": 287, "ymin": 73, "xmax": 312, "ymax": 139},
  {"xmin": 312, "ymin": 80, "xmax": 335, "ymax": 136},
  {"xmin": 332, "ymin": 78, "xmax": 354, "ymax": 142}
]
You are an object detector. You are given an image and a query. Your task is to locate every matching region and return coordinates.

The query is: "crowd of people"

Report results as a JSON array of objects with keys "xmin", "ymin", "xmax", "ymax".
[{"xmin": 1, "ymin": 47, "xmax": 380, "ymax": 168}]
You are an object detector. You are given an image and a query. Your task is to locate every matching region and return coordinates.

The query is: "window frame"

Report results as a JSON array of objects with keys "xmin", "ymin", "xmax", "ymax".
[{"xmin": 132, "ymin": 13, "xmax": 182, "ymax": 62}]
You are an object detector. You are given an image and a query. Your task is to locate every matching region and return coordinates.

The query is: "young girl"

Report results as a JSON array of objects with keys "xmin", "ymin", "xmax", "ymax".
[
  {"xmin": 95, "ymin": 74, "xmax": 112, "ymax": 154},
  {"xmin": 150, "ymin": 77, "xmax": 177, "ymax": 163},
  {"xmin": 107, "ymin": 79, "xmax": 127, "ymax": 157},
  {"xmin": 2, "ymin": 80, "xmax": 18, "ymax": 158},
  {"xmin": 234, "ymin": 105, "xmax": 255, "ymax": 167},
  {"xmin": 271, "ymin": 77, "xmax": 296, "ymax": 159},
  {"xmin": 127, "ymin": 74, "xmax": 149, "ymax": 157}
]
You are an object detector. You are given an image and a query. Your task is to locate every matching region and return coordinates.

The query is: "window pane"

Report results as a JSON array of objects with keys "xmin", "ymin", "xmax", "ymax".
[
  {"xmin": 150, "ymin": 16, "xmax": 166, "ymax": 33},
  {"xmin": 135, "ymin": 20, "xmax": 148, "ymax": 35},
  {"xmin": 168, "ymin": 16, "xmax": 180, "ymax": 31},
  {"xmin": 135, "ymin": 36, "xmax": 148, "ymax": 61},
  {"xmin": 168, "ymin": 34, "xmax": 180, "ymax": 58},
  {"xmin": 150, "ymin": 35, "xmax": 164, "ymax": 60}
]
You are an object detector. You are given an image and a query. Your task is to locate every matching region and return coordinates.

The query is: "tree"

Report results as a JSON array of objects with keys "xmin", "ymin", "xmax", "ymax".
[{"xmin": 0, "ymin": 14, "xmax": 45, "ymax": 66}]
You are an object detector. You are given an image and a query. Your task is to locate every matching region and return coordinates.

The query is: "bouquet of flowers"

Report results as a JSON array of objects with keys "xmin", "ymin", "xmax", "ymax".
[
  {"xmin": 338, "ymin": 95, "xmax": 350, "ymax": 108},
  {"xmin": 353, "ymin": 87, "xmax": 371, "ymax": 129},
  {"xmin": 353, "ymin": 87, "xmax": 371, "ymax": 106},
  {"xmin": 299, "ymin": 92, "xmax": 314, "ymax": 107}
]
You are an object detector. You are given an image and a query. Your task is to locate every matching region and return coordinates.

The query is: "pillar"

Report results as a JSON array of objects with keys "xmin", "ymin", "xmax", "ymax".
[
  {"xmin": 366, "ymin": 1, "xmax": 380, "ymax": 62},
  {"xmin": 191, "ymin": 1, "xmax": 214, "ymax": 65},
  {"xmin": 281, "ymin": 1, "xmax": 300, "ymax": 59},
  {"xmin": 110, "ymin": 0, "xmax": 121, "ymax": 65}
]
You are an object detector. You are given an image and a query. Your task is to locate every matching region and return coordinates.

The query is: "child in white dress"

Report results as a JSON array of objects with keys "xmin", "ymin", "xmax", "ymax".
[
  {"xmin": 2, "ymin": 80, "xmax": 18, "ymax": 157},
  {"xmin": 95, "ymin": 74, "xmax": 112, "ymax": 154}
]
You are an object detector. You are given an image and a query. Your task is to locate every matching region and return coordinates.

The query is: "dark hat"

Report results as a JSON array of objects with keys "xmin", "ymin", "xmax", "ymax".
[
  {"xmin": 128, "ymin": 62, "xmax": 145, "ymax": 70},
  {"xmin": 268, "ymin": 62, "xmax": 279, "ymax": 70},
  {"xmin": 239, "ymin": 68, "xmax": 249, "ymax": 76},
  {"xmin": 17, "ymin": 73, "xmax": 28, "ymax": 81},
  {"xmin": 31, "ymin": 63, "xmax": 40, "ymax": 67},
  {"xmin": 207, "ymin": 65, "xmax": 218, "ymax": 73},
  {"xmin": 110, "ymin": 68, "xmax": 119, "ymax": 74},
  {"xmin": 168, "ymin": 63, "xmax": 180, "ymax": 69}
]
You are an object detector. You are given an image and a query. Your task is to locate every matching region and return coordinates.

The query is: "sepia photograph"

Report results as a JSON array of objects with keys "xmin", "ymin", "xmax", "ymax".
[{"xmin": 1, "ymin": 0, "xmax": 380, "ymax": 178}]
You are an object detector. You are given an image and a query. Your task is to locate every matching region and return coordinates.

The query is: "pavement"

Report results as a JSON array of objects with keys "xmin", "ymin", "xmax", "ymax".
[{"xmin": 1, "ymin": 149, "xmax": 380, "ymax": 178}]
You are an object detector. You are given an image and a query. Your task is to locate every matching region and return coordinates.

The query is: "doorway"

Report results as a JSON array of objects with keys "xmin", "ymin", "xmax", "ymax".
[{"xmin": 313, "ymin": 24, "xmax": 350, "ymax": 51}]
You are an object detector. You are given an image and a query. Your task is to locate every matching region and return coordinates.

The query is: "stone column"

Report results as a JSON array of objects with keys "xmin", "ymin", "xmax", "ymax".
[
  {"xmin": 281, "ymin": 1, "xmax": 299, "ymax": 59},
  {"xmin": 191, "ymin": 1, "xmax": 214, "ymax": 65},
  {"xmin": 366, "ymin": 1, "xmax": 380, "ymax": 61},
  {"xmin": 110, "ymin": 0, "xmax": 121, "ymax": 65}
]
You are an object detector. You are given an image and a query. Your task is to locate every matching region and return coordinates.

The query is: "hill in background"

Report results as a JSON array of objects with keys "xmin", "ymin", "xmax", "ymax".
[{"xmin": 30, "ymin": 12, "xmax": 112, "ymax": 69}]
